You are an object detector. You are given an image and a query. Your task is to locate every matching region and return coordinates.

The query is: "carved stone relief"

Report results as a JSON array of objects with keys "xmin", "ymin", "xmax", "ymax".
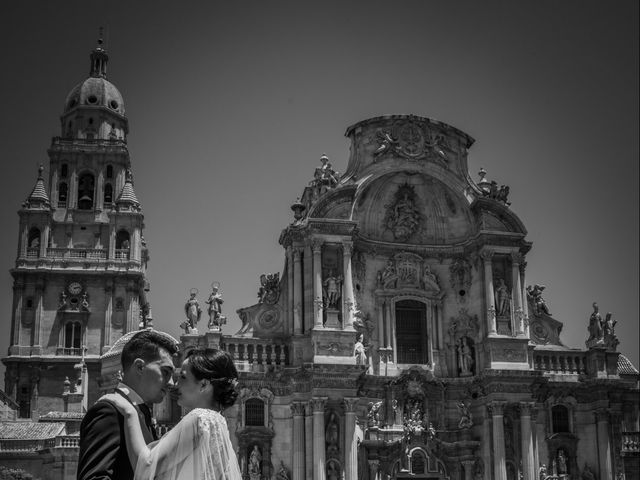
[{"xmin": 384, "ymin": 184, "xmax": 422, "ymax": 242}]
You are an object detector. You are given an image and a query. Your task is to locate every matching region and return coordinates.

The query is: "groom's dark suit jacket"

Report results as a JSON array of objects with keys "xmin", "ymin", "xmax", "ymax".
[{"xmin": 77, "ymin": 388, "xmax": 156, "ymax": 480}]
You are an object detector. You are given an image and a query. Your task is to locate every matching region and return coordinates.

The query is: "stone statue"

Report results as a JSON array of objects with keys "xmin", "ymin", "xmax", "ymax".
[
  {"xmin": 581, "ymin": 463, "xmax": 596, "ymax": 480},
  {"xmin": 386, "ymin": 186, "xmax": 421, "ymax": 241},
  {"xmin": 421, "ymin": 264, "xmax": 440, "ymax": 292},
  {"xmin": 311, "ymin": 154, "xmax": 340, "ymax": 195},
  {"xmin": 527, "ymin": 284, "xmax": 551, "ymax": 316},
  {"xmin": 379, "ymin": 258, "xmax": 398, "ymax": 289},
  {"xmin": 276, "ymin": 461, "xmax": 290, "ymax": 480},
  {"xmin": 182, "ymin": 289, "xmax": 202, "ymax": 333},
  {"xmin": 322, "ymin": 270, "xmax": 343, "ymax": 309},
  {"xmin": 603, "ymin": 312, "xmax": 616, "ymax": 337},
  {"xmin": 557, "ymin": 449, "xmax": 567, "ymax": 474},
  {"xmin": 374, "ymin": 130, "xmax": 398, "ymax": 156},
  {"xmin": 367, "ymin": 401, "xmax": 382, "ymax": 426},
  {"xmin": 354, "ymin": 333, "xmax": 367, "ymax": 365},
  {"xmin": 588, "ymin": 302, "xmax": 603, "ymax": 341},
  {"xmin": 539, "ymin": 464, "xmax": 547, "ymax": 480},
  {"xmin": 258, "ymin": 272, "xmax": 280, "ymax": 304},
  {"xmin": 458, "ymin": 336, "xmax": 474, "ymax": 376},
  {"xmin": 494, "ymin": 278, "xmax": 511, "ymax": 316},
  {"xmin": 248, "ymin": 445, "xmax": 262, "ymax": 478},
  {"xmin": 326, "ymin": 461, "xmax": 340, "ymax": 480},
  {"xmin": 325, "ymin": 412, "xmax": 339, "ymax": 456},
  {"xmin": 205, "ymin": 283, "xmax": 224, "ymax": 330},
  {"xmin": 457, "ymin": 401, "xmax": 473, "ymax": 429}
]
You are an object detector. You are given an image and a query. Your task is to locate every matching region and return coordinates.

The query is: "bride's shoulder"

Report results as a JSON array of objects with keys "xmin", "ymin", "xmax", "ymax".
[{"xmin": 186, "ymin": 408, "xmax": 226, "ymax": 427}]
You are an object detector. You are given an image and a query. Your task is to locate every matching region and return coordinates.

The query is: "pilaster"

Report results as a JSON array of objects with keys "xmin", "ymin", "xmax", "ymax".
[
  {"xmin": 313, "ymin": 240, "xmax": 324, "ymax": 328},
  {"xmin": 291, "ymin": 401, "xmax": 306, "ymax": 480},
  {"xmin": 342, "ymin": 241, "xmax": 355, "ymax": 330},
  {"xmin": 344, "ymin": 398, "xmax": 359, "ymax": 480},
  {"xmin": 595, "ymin": 408, "xmax": 612, "ymax": 480},
  {"xmin": 293, "ymin": 248, "xmax": 303, "ymax": 335},
  {"xmin": 520, "ymin": 402, "xmax": 536, "ymax": 480},
  {"xmin": 489, "ymin": 401, "xmax": 507, "ymax": 480},
  {"xmin": 481, "ymin": 249, "xmax": 497, "ymax": 335},
  {"xmin": 311, "ymin": 397, "xmax": 328, "ymax": 480}
]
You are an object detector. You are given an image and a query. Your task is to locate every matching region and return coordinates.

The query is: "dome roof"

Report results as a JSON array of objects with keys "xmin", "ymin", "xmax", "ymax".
[{"xmin": 64, "ymin": 76, "xmax": 125, "ymax": 115}]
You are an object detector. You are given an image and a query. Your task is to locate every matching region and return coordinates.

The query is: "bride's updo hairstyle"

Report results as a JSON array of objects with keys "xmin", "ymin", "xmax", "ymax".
[{"xmin": 186, "ymin": 348, "xmax": 239, "ymax": 409}]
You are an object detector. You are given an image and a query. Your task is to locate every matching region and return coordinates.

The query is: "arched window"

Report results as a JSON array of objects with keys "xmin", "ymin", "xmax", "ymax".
[
  {"xmin": 104, "ymin": 183, "xmax": 113, "ymax": 204},
  {"xmin": 552, "ymin": 405, "xmax": 570, "ymax": 433},
  {"xmin": 116, "ymin": 230, "xmax": 131, "ymax": 258},
  {"xmin": 106, "ymin": 165, "xmax": 113, "ymax": 179},
  {"xmin": 411, "ymin": 450, "xmax": 426, "ymax": 474},
  {"xmin": 58, "ymin": 182, "xmax": 68, "ymax": 206},
  {"xmin": 64, "ymin": 322, "xmax": 82, "ymax": 351},
  {"xmin": 395, "ymin": 300, "xmax": 428, "ymax": 364},
  {"xmin": 27, "ymin": 228, "xmax": 40, "ymax": 257},
  {"xmin": 77, "ymin": 173, "xmax": 95, "ymax": 210},
  {"xmin": 245, "ymin": 398, "xmax": 265, "ymax": 426}
]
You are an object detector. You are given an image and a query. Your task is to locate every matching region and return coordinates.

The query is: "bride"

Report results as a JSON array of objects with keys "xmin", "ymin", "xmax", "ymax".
[{"xmin": 101, "ymin": 348, "xmax": 242, "ymax": 480}]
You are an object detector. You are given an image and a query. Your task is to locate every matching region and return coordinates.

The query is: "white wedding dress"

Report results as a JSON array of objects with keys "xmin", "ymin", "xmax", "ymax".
[{"xmin": 134, "ymin": 408, "xmax": 242, "ymax": 480}]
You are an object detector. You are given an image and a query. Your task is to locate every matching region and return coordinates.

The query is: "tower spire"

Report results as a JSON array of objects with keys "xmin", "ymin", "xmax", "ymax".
[{"xmin": 89, "ymin": 27, "xmax": 109, "ymax": 78}]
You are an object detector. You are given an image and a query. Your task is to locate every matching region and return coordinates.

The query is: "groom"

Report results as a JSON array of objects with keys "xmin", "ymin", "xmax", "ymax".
[{"xmin": 77, "ymin": 330, "xmax": 179, "ymax": 480}]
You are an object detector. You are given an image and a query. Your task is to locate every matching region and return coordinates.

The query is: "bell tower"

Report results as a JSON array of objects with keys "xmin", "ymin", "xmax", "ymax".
[{"xmin": 2, "ymin": 33, "xmax": 151, "ymax": 419}]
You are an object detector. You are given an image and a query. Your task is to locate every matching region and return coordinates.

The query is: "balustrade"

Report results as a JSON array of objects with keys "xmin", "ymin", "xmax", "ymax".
[
  {"xmin": 55, "ymin": 435, "xmax": 80, "ymax": 448},
  {"xmin": 222, "ymin": 340, "xmax": 288, "ymax": 367},
  {"xmin": 56, "ymin": 347, "xmax": 83, "ymax": 356},
  {"xmin": 622, "ymin": 431, "xmax": 640, "ymax": 453},
  {"xmin": 26, "ymin": 247, "xmax": 39, "ymax": 258},
  {"xmin": 534, "ymin": 352, "xmax": 586, "ymax": 374}
]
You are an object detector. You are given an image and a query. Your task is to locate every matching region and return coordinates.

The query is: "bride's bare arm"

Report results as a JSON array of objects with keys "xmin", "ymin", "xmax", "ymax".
[{"xmin": 98, "ymin": 394, "xmax": 151, "ymax": 468}]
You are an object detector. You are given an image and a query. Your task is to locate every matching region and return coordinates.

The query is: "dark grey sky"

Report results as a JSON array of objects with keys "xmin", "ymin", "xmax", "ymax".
[{"xmin": 0, "ymin": 1, "xmax": 637, "ymax": 375}]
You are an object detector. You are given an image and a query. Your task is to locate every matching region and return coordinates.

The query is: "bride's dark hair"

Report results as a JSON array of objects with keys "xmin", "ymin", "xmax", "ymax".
[{"xmin": 186, "ymin": 348, "xmax": 239, "ymax": 408}]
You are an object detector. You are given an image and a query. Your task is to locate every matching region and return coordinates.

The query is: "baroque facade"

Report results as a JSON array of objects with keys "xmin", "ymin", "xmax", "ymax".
[{"xmin": 1, "ymin": 40, "xmax": 639, "ymax": 480}]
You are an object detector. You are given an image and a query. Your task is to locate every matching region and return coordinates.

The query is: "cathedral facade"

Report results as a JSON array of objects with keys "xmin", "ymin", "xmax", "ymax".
[{"xmin": 1, "ymin": 41, "xmax": 639, "ymax": 480}]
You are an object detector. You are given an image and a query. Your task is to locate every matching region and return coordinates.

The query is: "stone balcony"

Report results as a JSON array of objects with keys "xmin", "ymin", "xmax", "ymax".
[
  {"xmin": 533, "ymin": 351, "xmax": 588, "ymax": 375},
  {"xmin": 221, "ymin": 338, "xmax": 290, "ymax": 371},
  {"xmin": 622, "ymin": 431, "xmax": 640, "ymax": 454},
  {"xmin": 15, "ymin": 247, "xmax": 138, "ymax": 271}
]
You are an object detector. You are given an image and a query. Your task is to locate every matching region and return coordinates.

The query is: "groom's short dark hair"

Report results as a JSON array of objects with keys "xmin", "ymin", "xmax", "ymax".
[{"xmin": 121, "ymin": 330, "xmax": 179, "ymax": 371}]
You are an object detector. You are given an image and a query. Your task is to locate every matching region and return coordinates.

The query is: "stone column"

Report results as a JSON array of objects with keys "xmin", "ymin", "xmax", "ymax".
[
  {"xmin": 481, "ymin": 250, "xmax": 497, "ymax": 335},
  {"xmin": 368, "ymin": 460, "xmax": 380, "ymax": 480},
  {"xmin": 33, "ymin": 281, "xmax": 44, "ymax": 350},
  {"xmin": 519, "ymin": 261, "xmax": 530, "ymax": 338},
  {"xmin": 305, "ymin": 403, "xmax": 313, "ymax": 480},
  {"xmin": 291, "ymin": 402, "xmax": 306, "ymax": 480},
  {"xmin": 304, "ymin": 242, "xmax": 313, "ymax": 333},
  {"xmin": 12, "ymin": 283, "xmax": 24, "ymax": 347},
  {"xmin": 511, "ymin": 252, "xmax": 524, "ymax": 335},
  {"xmin": 489, "ymin": 402, "xmax": 507, "ymax": 480},
  {"xmin": 344, "ymin": 398, "xmax": 359, "ymax": 480},
  {"xmin": 286, "ymin": 246, "xmax": 294, "ymax": 336},
  {"xmin": 313, "ymin": 240, "xmax": 324, "ymax": 328},
  {"xmin": 482, "ymin": 412, "xmax": 492, "ymax": 480},
  {"xmin": 103, "ymin": 280, "xmax": 114, "ymax": 353},
  {"xmin": 293, "ymin": 248, "xmax": 303, "ymax": 335},
  {"xmin": 311, "ymin": 397, "xmax": 328, "ymax": 480},
  {"xmin": 520, "ymin": 402, "xmax": 536, "ymax": 480},
  {"xmin": 385, "ymin": 301, "xmax": 393, "ymax": 349},
  {"xmin": 595, "ymin": 408, "xmax": 612, "ymax": 480},
  {"xmin": 96, "ymin": 172, "xmax": 104, "ymax": 210},
  {"xmin": 342, "ymin": 241, "xmax": 355, "ymax": 329},
  {"xmin": 461, "ymin": 460, "xmax": 475, "ymax": 480},
  {"xmin": 41, "ymin": 225, "xmax": 50, "ymax": 258},
  {"xmin": 109, "ymin": 226, "xmax": 116, "ymax": 259}
]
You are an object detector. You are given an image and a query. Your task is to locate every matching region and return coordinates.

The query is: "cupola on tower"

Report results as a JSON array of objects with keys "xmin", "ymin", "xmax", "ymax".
[{"xmin": 2, "ymin": 33, "xmax": 151, "ymax": 419}]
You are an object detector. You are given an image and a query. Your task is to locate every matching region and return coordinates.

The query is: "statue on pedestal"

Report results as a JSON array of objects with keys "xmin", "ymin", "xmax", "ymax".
[
  {"xmin": 354, "ymin": 333, "xmax": 367, "ymax": 365},
  {"xmin": 248, "ymin": 445, "xmax": 262, "ymax": 480},
  {"xmin": 323, "ymin": 270, "xmax": 342, "ymax": 309},
  {"xmin": 378, "ymin": 258, "xmax": 398, "ymax": 289},
  {"xmin": 587, "ymin": 302, "xmax": 604, "ymax": 342},
  {"xmin": 457, "ymin": 401, "xmax": 473, "ymax": 429},
  {"xmin": 181, "ymin": 289, "xmax": 201, "ymax": 334},
  {"xmin": 457, "ymin": 336, "xmax": 474, "ymax": 376},
  {"xmin": 494, "ymin": 278, "xmax": 511, "ymax": 316},
  {"xmin": 527, "ymin": 284, "xmax": 551, "ymax": 316},
  {"xmin": 206, "ymin": 282, "xmax": 225, "ymax": 330}
]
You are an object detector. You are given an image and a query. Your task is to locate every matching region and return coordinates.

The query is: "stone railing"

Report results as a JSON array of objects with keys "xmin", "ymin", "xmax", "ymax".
[
  {"xmin": 222, "ymin": 339, "xmax": 289, "ymax": 369},
  {"xmin": 114, "ymin": 249, "xmax": 130, "ymax": 259},
  {"xmin": 26, "ymin": 247, "xmax": 39, "ymax": 258},
  {"xmin": 56, "ymin": 347, "xmax": 84, "ymax": 356},
  {"xmin": 534, "ymin": 352, "xmax": 587, "ymax": 374},
  {"xmin": 55, "ymin": 435, "xmax": 80, "ymax": 448},
  {"xmin": 622, "ymin": 431, "xmax": 639, "ymax": 453},
  {"xmin": 0, "ymin": 438, "xmax": 50, "ymax": 452},
  {"xmin": 46, "ymin": 247, "xmax": 108, "ymax": 259}
]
